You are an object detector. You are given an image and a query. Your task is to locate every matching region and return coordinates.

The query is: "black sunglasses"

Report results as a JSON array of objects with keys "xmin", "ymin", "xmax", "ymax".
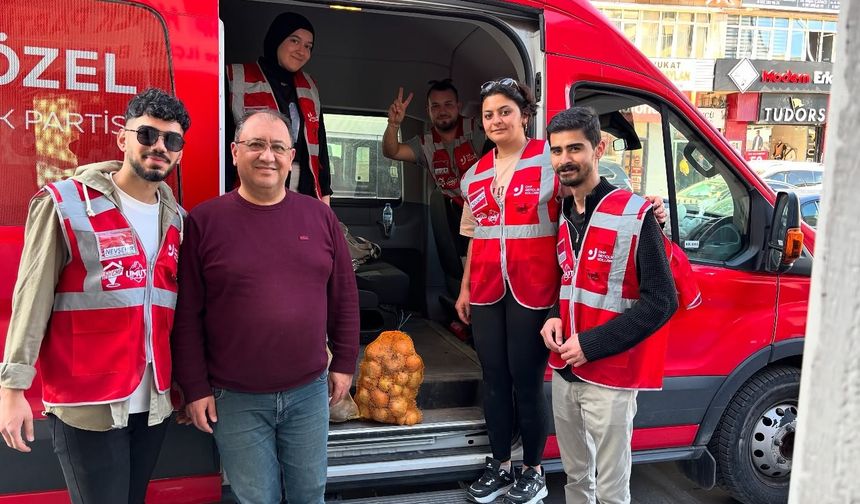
[
  {"xmin": 480, "ymin": 78, "xmax": 519, "ymax": 95},
  {"xmin": 124, "ymin": 126, "xmax": 185, "ymax": 152}
]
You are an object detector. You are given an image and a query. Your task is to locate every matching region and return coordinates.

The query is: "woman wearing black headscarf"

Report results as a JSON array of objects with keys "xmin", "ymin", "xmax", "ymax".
[{"xmin": 227, "ymin": 12, "xmax": 333, "ymax": 204}]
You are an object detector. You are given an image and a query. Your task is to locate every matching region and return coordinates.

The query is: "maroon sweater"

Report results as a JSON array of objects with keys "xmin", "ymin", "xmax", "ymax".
[{"xmin": 171, "ymin": 190, "xmax": 359, "ymax": 403}]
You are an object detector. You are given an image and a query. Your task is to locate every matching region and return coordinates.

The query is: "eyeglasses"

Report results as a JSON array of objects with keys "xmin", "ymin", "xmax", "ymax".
[
  {"xmin": 124, "ymin": 126, "xmax": 185, "ymax": 152},
  {"xmin": 235, "ymin": 139, "xmax": 294, "ymax": 156},
  {"xmin": 480, "ymin": 78, "xmax": 519, "ymax": 95}
]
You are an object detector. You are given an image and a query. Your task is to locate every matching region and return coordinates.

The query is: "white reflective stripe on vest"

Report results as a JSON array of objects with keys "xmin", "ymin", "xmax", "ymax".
[
  {"xmin": 229, "ymin": 63, "xmax": 278, "ymax": 119},
  {"xmin": 54, "ymin": 289, "xmax": 145, "ymax": 310},
  {"xmin": 535, "ymin": 150, "xmax": 558, "ymax": 226},
  {"xmin": 560, "ymin": 284, "xmax": 637, "ymax": 313},
  {"xmin": 54, "ymin": 287, "xmax": 177, "ymax": 311},
  {"xmin": 50, "ymin": 181, "xmax": 121, "ymax": 292},
  {"xmin": 228, "ymin": 63, "xmax": 247, "ymax": 121},
  {"xmin": 244, "ymin": 80, "xmax": 275, "ymax": 94},
  {"xmin": 472, "ymin": 220, "xmax": 558, "ymax": 240},
  {"xmin": 565, "ymin": 192, "xmax": 648, "ymax": 317},
  {"xmin": 594, "ymin": 193, "xmax": 647, "ymax": 310}
]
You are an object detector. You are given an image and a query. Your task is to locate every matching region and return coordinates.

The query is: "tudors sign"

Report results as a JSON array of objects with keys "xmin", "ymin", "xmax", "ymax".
[
  {"xmin": 758, "ymin": 94, "xmax": 829, "ymax": 124},
  {"xmin": 715, "ymin": 59, "xmax": 833, "ymax": 94}
]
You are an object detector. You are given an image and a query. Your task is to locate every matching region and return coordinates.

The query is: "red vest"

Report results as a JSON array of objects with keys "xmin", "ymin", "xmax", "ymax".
[
  {"xmin": 549, "ymin": 189, "xmax": 700, "ymax": 390},
  {"xmin": 419, "ymin": 117, "xmax": 479, "ymax": 206},
  {"xmin": 227, "ymin": 62, "xmax": 324, "ymax": 199},
  {"xmin": 460, "ymin": 139, "xmax": 560, "ymax": 309},
  {"xmin": 39, "ymin": 179, "xmax": 181, "ymax": 406}
]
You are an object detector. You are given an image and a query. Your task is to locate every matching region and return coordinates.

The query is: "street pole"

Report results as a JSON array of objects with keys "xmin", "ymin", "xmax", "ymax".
[{"xmin": 788, "ymin": 1, "xmax": 860, "ymax": 502}]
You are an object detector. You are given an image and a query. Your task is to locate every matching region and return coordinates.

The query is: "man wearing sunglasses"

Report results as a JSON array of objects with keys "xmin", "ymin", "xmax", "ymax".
[{"xmin": 0, "ymin": 88, "xmax": 190, "ymax": 504}]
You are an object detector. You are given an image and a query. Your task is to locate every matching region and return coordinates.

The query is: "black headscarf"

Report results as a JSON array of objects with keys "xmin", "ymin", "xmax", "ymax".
[{"xmin": 263, "ymin": 12, "xmax": 315, "ymax": 65}]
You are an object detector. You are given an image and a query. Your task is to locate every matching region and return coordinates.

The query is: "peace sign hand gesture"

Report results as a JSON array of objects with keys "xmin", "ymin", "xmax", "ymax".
[{"xmin": 387, "ymin": 87, "xmax": 414, "ymax": 128}]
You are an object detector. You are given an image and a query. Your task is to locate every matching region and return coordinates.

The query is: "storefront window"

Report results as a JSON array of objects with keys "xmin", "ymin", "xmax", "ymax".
[
  {"xmin": 661, "ymin": 24, "xmax": 675, "ymax": 57},
  {"xmin": 599, "ymin": 8, "xmax": 712, "ymax": 58},
  {"xmin": 727, "ymin": 15, "xmax": 837, "ymax": 62}
]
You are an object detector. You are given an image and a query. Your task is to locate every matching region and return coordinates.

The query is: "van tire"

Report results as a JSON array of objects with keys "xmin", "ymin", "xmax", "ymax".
[{"xmin": 709, "ymin": 366, "xmax": 800, "ymax": 504}]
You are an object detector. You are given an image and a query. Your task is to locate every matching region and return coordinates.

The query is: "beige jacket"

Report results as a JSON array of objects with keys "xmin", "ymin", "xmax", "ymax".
[{"xmin": 0, "ymin": 161, "xmax": 182, "ymax": 431}]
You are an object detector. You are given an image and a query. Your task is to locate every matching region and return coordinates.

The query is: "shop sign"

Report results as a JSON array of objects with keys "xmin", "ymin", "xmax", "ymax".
[
  {"xmin": 715, "ymin": 59, "xmax": 833, "ymax": 93},
  {"xmin": 651, "ymin": 58, "xmax": 715, "ymax": 91},
  {"xmin": 741, "ymin": 0, "xmax": 839, "ymax": 14},
  {"xmin": 744, "ymin": 150, "xmax": 769, "ymax": 161},
  {"xmin": 700, "ymin": 107, "xmax": 727, "ymax": 129},
  {"xmin": 758, "ymin": 94, "xmax": 829, "ymax": 124}
]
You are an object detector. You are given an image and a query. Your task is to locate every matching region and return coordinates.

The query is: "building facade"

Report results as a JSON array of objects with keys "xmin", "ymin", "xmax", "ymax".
[{"xmin": 594, "ymin": 0, "xmax": 838, "ymax": 162}]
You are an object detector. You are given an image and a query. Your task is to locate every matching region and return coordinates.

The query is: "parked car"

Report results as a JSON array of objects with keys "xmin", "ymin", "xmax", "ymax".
[
  {"xmin": 758, "ymin": 162, "xmax": 824, "ymax": 189},
  {"xmin": 599, "ymin": 160, "xmax": 633, "ymax": 191},
  {"xmin": 765, "ymin": 180, "xmax": 801, "ymax": 192},
  {"xmin": 798, "ymin": 192, "xmax": 821, "ymax": 228}
]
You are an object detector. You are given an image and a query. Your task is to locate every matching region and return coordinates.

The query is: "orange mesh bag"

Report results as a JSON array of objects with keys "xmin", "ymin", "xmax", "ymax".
[{"xmin": 354, "ymin": 331, "xmax": 424, "ymax": 425}]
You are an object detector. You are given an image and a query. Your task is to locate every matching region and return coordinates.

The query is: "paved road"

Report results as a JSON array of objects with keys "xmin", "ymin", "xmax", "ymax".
[{"xmin": 319, "ymin": 462, "xmax": 741, "ymax": 503}]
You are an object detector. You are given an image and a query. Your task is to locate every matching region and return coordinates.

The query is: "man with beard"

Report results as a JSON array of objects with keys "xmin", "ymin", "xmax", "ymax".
[
  {"xmin": 384, "ymin": 79, "xmax": 487, "ymax": 253},
  {"xmin": 0, "ymin": 88, "xmax": 189, "ymax": 504},
  {"xmin": 540, "ymin": 107, "xmax": 679, "ymax": 504},
  {"xmin": 383, "ymin": 79, "xmax": 486, "ymax": 205}
]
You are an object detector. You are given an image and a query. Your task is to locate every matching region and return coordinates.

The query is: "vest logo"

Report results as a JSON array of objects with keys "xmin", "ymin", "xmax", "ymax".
[
  {"xmin": 524, "ymin": 184, "xmax": 541, "ymax": 196},
  {"xmin": 459, "ymin": 152, "xmax": 477, "ymax": 166},
  {"xmin": 305, "ymin": 111, "xmax": 319, "ymax": 123},
  {"xmin": 95, "ymin": 229, "xmax": 138, "ymax": 261},
  {"xmin": 487, "ymin": 209, "xmax": 500, "ymax": 224},
  {"xmin": 512, "ymin": 184, "xmax": 524, "ymax": 197},
  {"xmin": 102, "ymin": 261, "xmax": 124, "ymax": 288},
  {"xmin": 125, "ymin": 261, "xmax": 147, "ymax": 283},
  {"xmin": 586, "ymin": 247, "xmax": 613, "ymax": 263},
  {"xmin": 167, "ymin": 244, "xmax": 179, "ymax": 262},
  {"xmin": 468, "ymin": 188, "xmax": 488, "ymax": 212},
  {"xmin": 561, "ymin": 264, "xmax": 573, "ymax": 282}
]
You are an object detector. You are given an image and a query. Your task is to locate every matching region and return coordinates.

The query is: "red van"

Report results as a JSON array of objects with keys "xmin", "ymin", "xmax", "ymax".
[{"xmin": 0, "ymin": 1, "xmax": 811, "ymax": 503}]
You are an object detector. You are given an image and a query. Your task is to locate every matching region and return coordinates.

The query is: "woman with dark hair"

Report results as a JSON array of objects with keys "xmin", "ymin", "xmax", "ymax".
[
  {"xmin": 227, "ymin": 12, "xmax": 333, "ymax": 204},
  {"xmin": 456, "ymin": 78, "xmax": 556, "ymax": 504}
]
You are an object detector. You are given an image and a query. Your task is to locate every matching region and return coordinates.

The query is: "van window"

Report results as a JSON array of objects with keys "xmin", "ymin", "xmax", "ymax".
[
  {"xmin": 325, "ymin": 114, "xmax": 402, "ymax": 200},
  {"xmin": 573, "ymin": 86, "xmax": 750, "ymax": 263},
  {"xmin": 669, "ymin": 116, "xmax": 749, "ymax": 262}
]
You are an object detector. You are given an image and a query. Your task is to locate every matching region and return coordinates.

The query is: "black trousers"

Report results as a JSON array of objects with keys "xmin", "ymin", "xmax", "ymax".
[
  {"xmin": 471, "ymin": 291, "xmax": 550, "ymax": 467},
  {"xmin": 49, "ymin": 413, "xmax": 169, "ymax": 504}
]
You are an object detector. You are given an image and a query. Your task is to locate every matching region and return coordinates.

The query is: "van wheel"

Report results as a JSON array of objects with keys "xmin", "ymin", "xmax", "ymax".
[{"xmin": 709, "ymin": 366, "xmax": 800, "ymax": 504}]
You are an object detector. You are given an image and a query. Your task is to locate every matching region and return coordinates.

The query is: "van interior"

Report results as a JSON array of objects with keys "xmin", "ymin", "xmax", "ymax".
[{"xmin": 220, "ymin": 0, "xmax": 543, "ymax": 484}]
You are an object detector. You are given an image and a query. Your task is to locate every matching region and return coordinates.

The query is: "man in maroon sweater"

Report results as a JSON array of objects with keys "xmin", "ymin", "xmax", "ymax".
[{"xmin": 171, "ymin": 109, "xmax": 359, "ymax": 504}]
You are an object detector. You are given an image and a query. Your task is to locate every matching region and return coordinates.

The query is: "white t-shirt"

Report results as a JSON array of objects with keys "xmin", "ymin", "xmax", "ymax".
[{"xmin": 112, "ymin": 176, "xmax": 160, "ymax": 414}]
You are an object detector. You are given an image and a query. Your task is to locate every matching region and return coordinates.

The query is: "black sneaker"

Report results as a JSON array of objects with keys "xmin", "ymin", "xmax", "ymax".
[
  {"xmin": 466, "ymin": 457, "xmax": 515, "ymax": 503},
  {"xmin": 503, "ymin": 467, "xmax": 548, "ymax": 504}
]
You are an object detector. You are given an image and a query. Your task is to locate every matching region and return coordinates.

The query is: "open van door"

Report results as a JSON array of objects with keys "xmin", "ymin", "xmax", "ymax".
[{"xmin": 219, "ymin": 0, "xmax": 545, "ymax": 487}]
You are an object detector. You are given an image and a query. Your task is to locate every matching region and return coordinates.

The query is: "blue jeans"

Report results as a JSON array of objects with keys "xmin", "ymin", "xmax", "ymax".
[{"xmin": 212, "ymin": 371, "xmax": 330, "ymax": 504}]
